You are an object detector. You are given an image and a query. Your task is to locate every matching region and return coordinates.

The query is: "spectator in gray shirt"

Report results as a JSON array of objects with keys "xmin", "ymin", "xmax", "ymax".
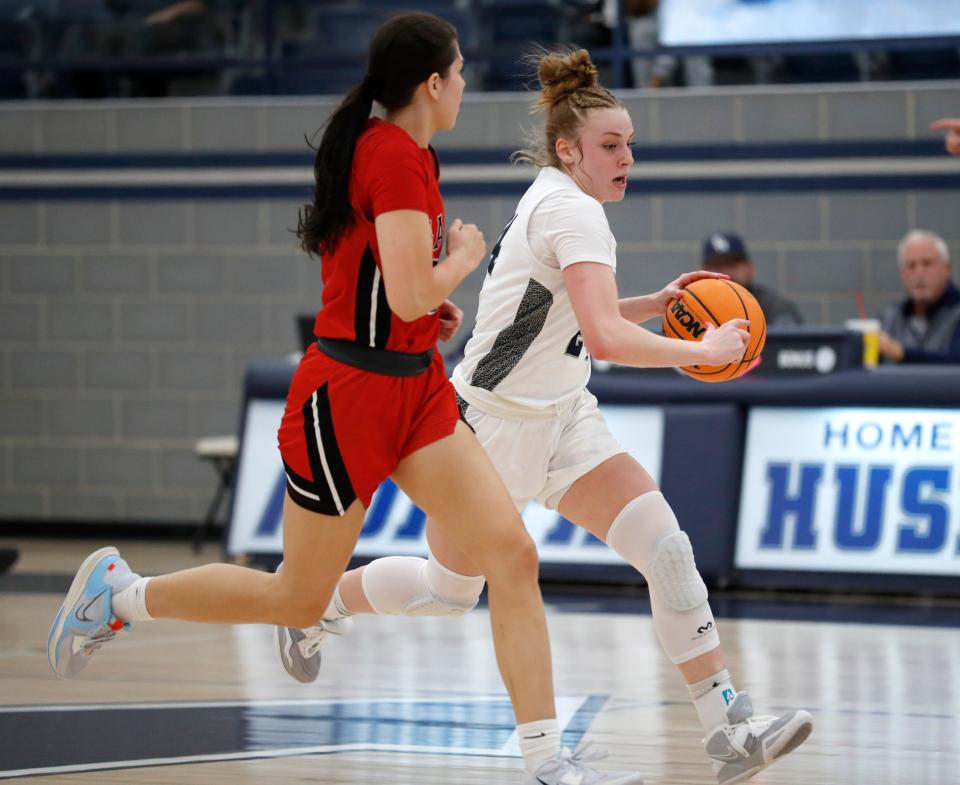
[
  {"xmin": 701, "ymin": 232, "xmax": 803, "ymax": 325},
  {"xmin": 878, "ymin": 229, "xmax": 960, "ymax": 364}
]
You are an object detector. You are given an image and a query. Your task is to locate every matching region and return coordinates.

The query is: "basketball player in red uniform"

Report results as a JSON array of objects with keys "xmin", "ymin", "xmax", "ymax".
[{"xmin": 47, "ymin": 15, "xmax": 644, "ymax": 785}]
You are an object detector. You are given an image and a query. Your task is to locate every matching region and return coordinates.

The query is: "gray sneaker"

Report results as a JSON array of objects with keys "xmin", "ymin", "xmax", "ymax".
[
  {"xmin": 273, "ymin": 561, "xmax": 353, "ymax": 683},
  {"xmin": 527, "ymin": 744, "xmax": 644, "ymax": 785},
  {"xmin": 705, "ymin": 693, "xmax": 813, "ymax": 785},
  {"xmin": 276, "ymin": 616, "xmax": 353, "ymax": 683}
]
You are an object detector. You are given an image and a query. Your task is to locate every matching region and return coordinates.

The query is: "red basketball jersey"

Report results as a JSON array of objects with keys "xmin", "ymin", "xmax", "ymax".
[{"xmin": 313, "ymin": 117, "xmax": 445, "ymax": 354}]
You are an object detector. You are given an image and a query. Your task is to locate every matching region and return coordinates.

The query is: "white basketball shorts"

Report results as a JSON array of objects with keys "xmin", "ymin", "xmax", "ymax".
[{"xmin": 460, "ymin": 388, "xmax": 628, "ymax": 511}]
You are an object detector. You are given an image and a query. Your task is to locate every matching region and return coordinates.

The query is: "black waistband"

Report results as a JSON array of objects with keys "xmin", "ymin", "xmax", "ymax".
[{"xmin": 317, "ymin": 338, "xmax": 434, "ymax": 377}]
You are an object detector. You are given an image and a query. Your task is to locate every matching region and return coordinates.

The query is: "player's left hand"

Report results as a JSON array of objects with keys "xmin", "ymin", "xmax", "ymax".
[
  {"xmin": 650, "ymin": 270, "xmax": 730, "ymax": 314},
  {"xmin": 437, "ymin": 299, "xmax": 463, "ymax": 342}
]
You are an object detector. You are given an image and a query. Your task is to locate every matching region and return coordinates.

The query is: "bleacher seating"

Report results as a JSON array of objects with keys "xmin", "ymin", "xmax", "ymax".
[
  {"xmin": 0, "ymin": 0, "xmax": 958, "ymax": 98},
  {"xmin": 276, "ymin": 65, "xmax": 366, "ymax": 96},
  {"xmin": 888, "ymin": 47, "xmax": 960, "ymax": 81},
  {"xmin": 477, "ymin": 0, "xmax": 565, "ymax": 90},
  {"xmin": 0, "ymin": 18, "xmax": 29, "ymax": 97},
  {"xmin": 778, "ymin": 53, "xmax": 863, "ymax": 84}
]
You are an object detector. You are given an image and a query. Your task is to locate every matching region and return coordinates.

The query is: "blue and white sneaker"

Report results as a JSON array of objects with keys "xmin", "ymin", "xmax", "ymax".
[{"xmin": 47, "ymin": 547, "xmax": 137, "ymax": 679}]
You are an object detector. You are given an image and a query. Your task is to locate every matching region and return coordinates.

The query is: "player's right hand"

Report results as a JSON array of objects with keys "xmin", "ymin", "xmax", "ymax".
[
  {"xmin": 699, "ymin": 319, "xmax": 750, "ymax": 365},
  {"xmin": 447, "ymin": 218, "xmax": 487, "ymax": 271}
]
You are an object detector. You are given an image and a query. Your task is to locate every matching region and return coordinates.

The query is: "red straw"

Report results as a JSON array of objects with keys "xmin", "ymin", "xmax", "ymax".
[{"xmin": 854, "ymin": 290, "xmax": 867, "ymax": 319}]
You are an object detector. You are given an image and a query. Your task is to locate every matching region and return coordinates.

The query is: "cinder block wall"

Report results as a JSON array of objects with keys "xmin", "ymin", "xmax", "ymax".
[
  {"xmin": 2, "ymin": 81, "xmax": 959, "ymax": 524},
  {"xmin": 445, "ymin": 81, "xmax": 960, "ymax": 326}
]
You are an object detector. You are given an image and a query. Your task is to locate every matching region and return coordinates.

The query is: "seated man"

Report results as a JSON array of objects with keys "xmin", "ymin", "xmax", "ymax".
[
  {"xmin": 878, "ymin": 229, "xmax": 960, "ymax": 364},
  {"xmin": 701, "ymin": 232, "xmax": 803, "ymax": 325}
]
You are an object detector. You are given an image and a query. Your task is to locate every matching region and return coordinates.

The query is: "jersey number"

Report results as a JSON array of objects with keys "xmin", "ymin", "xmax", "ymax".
[
  {"xmin": 487, "ymin": 214, "xmax": 517, "ymax": 275},
  {"xmin": 565, "ymin": 331, "xmax": 586, "ymax": 359}
]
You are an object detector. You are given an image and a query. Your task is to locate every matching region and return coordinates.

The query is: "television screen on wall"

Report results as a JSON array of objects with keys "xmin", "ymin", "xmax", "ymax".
[{"xmin": 659, "ymin": 0, "xmax": 960, "ymax": 47}]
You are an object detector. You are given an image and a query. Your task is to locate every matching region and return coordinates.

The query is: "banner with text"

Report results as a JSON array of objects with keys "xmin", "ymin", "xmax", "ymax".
[
  {"xmin": 736, "ymin": 407, "xmax": 960, "ymax": 576},
  {"xmin": 227, "ymin": 400, "xmax": 663, "ymax": 564}
]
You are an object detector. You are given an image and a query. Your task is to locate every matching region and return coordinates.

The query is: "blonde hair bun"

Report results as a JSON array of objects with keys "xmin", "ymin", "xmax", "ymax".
[
  {"xmin": 513, "ymin": 47, "xmax": 621, "ymax": 169},
  {"xmin": 538, "ymin": 49, "xmax": 598, "ymax": 110}
]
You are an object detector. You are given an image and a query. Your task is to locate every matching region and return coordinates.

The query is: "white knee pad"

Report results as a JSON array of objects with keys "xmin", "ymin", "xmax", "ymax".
[
  {"xmin": 648, "ymin": 530, "xmax": 709, "ymax": 612},
  {"xmin": 606, "ymin": 491, "xmax": 719, "ymax": 664},
  {"xmin": 361, "ymin": 553, "xmax": 485, "ymax": 617}
]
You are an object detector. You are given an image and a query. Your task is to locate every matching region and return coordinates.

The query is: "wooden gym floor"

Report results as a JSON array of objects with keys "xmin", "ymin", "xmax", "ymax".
[{"xmin": 1, "ymin": 537, "xmax": 958, "ymax": 784}]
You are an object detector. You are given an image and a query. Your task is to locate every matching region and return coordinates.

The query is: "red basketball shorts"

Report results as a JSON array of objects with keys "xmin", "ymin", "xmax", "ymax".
[{"xmin": 277, "ymin": 344, "xmax": 459, "ymax": 516}]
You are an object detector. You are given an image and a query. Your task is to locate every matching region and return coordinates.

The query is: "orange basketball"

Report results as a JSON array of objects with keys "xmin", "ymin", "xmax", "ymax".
[{"xmin": 661, "ymin": 278, "xmax": 766, "ymax": 382}]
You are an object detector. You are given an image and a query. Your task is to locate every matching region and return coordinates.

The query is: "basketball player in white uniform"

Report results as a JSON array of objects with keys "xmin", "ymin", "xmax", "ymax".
[{"xmin": 277, "ymin": 49, "xmax": 813, "ymax": 785}]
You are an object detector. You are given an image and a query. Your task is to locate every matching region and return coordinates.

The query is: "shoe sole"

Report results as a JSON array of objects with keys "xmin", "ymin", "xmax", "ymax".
[
  {"xmin": 720, "ymin": 711, "xmax": 814, "ymax": 785},
  {"xmin": 47, "ymin": 546, "xmax": 119, "ymax": 678}
]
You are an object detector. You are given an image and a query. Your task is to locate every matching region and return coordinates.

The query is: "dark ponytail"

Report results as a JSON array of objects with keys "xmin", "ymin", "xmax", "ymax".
[{"xmin": 298, "ymin": 12, "xmax": 459, "ymax": 255}]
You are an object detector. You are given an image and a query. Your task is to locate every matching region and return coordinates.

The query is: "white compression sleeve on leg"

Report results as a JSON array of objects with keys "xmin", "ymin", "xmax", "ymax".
[
  {"xmin": 361, "ymin": 556, "xmax": 423, "ymax": 615},
  {"xmin": 605, "ymin": 491, "xmax": 720, "ymax": 664},
  {"xmin": 421, "ymin": 550, "xmax": 485, "ymax": 612},
  {"xmin": 360, "ymin": 553, "xmax": 485, "ymax": 617}
]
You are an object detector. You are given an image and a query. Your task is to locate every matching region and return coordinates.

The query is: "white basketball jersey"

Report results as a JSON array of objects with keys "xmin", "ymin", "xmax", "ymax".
[{"xmin": 453, "ymin": 166, "xmax": 617, "ymax": 416}]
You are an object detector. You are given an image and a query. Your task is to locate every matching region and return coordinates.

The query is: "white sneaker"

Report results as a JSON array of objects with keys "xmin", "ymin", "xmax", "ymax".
[
  {"xmin": 527, "ymin": 744, "xmax": 644, "ymax": 785},
  {"xmin": 273, "ymin": 561, "xmax": 353, "ymax": 683},
  {"xmin": 705, "ymin": 693, "xmax": 813, "ymax": 785}
]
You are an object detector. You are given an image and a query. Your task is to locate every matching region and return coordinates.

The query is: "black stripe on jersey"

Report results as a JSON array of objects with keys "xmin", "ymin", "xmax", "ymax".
[
  {"xmin": 470, "ymin": 278, "xmax": 553, "ymax": 392},
  {"xmin": 297, "ymin": 383, "xmax": 356, "ymax": 516},
  {"xmin": 373, "ymin": 272, "xmax": 391, "ymax": 349},
  {"xmin": 354, "ymin": 245, "xmax": 392, "ymax": 349}
]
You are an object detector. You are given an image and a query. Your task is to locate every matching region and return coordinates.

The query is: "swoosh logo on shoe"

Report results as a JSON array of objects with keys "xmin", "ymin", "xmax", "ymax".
[
  {"xmin": 75, "ymin": 589, "xmax": 109, "ymax": 623},
  {"xmin": 710, "ymin": 750, "xmax": 741, "ymax": 761}
]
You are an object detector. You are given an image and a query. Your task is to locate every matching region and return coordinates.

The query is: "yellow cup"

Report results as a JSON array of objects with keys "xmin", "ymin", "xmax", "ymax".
[{"xmin": 845, "ymin": 319, "xmax": 881, "ymax": 368}]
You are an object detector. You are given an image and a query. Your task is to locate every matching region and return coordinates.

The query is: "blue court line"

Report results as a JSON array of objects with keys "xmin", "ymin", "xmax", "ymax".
[
  {"xmin": 0, "ymin": 695, "xmax": 605, "ymax": 779},
  {"xmin": 562, "ymin": 694, "xmax": 610, "ymax": 750}
]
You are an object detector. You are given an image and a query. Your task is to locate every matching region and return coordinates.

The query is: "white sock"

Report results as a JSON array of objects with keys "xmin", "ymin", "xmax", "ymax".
[
  {"xmin": 324, "ymin": 585, "xmax": 351, "ymax": 620},
  {"xmin": 517, "ymin": 718, "xmax": 561, "ymax": 773},
  {"xmin": 688, "ymin": 669, "xmax": 737, "ymax": 731},
  {"xmin": 112, "ymin": 576, "xmax": 153, "ymax": 622}
]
